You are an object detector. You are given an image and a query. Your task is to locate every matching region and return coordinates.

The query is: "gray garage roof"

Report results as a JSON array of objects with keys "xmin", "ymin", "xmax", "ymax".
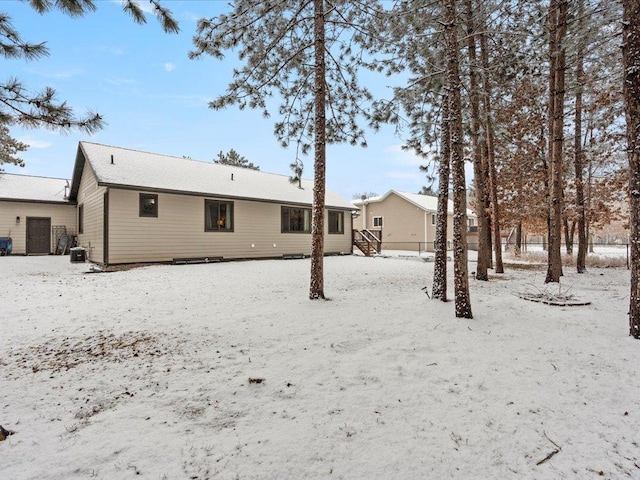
[{"xmin": 0, "ymin": 173, "xmax": 71, "ymax": 203}]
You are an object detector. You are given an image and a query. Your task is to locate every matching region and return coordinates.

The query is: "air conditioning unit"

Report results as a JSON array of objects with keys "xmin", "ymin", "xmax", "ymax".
[{"xmin": 70, "ymin": 247, "xmax": 87, "ymax": 263}]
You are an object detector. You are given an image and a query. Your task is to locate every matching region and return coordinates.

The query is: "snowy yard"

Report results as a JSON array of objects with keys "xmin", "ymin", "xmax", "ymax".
[{"xmin": 1, "ymin": 255, "xmax": 639, "ymax": 479}]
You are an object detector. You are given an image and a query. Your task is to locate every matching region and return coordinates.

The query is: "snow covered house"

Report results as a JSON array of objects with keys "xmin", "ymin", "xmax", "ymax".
[
  {"xmin": 68, "ymin": 142, "xmax": 354, "ymax": 265},
  {"xmin": 351, "ymin": 190, "xmax": 477, "ymax": 253},
  {"xmin": 0, "ymin": 173, "xmax": 76, "ymax": 255}
]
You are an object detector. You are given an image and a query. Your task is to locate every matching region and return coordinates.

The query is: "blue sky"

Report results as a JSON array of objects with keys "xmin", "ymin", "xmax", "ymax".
[{"xmin": 3, "ymin": 0, "xmax": 433, "ymax": 200}]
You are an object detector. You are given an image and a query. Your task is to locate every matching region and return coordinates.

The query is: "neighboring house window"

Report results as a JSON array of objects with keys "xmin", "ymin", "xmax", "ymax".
[
  {"xmin": 431, "ymin": 214, "xmax": 437, "ymax": 225},
  {"xmin": 205, "ymin": 199, "xmax": 234, "ymax": 231},
  {"xmin": 468, "ymin": 217, "xmax": 476, "ymax": 227},
  {"xmin": 328, "ymin": 210, "xmax": 344, "ymax": 234},
  {"xmin": 139, "ymin": 193, "xmax": 158, "ymax": 217},
  {"xmin": 78, "ymin": 204, "xmax": 84, "ymax": 234},
  {"xmin": 282, "ymin": 206, "xmax": 311, "ymax": 233},
  {"xmin": 373, "ymin": 216, "xmax": 383, "ymax": 228}
]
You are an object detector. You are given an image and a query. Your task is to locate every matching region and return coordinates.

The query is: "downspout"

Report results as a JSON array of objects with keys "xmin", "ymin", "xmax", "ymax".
[
  {"xmin": 362, "ymin": 199, "xmax": 367, "ymax": 230},
  {"xmin": 103, "ymin": 188, "xmax": 109, "ymax": 266},
  {"xmin": 424, "ymin": 210, "xmax": 428, "ymax": 253}
]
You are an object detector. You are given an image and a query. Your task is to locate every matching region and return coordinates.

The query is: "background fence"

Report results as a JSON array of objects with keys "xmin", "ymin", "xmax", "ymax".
[{"xmin": 373, "ymin": 241, "xmax": 631, "ymax": 268}]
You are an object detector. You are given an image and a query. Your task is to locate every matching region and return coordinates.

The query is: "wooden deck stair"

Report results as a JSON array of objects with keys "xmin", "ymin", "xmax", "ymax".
[{"xmin": 353, "ymin": 229, "xmax": 382, "ymax": 257}]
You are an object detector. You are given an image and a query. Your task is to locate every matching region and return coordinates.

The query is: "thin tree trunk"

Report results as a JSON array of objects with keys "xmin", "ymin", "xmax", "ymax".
[
  {"xmin": 545, "ymin": 0, "xmax": 567, "ymax": 284},
  {"xmin": 479, "ymin": 25, "xmax": 503, "ymax": 274},
  {"xmin": 575, "ymin": 0, "xmax": 587, "ymax": 273},
  {"xmin": 515, "ymin": 220, "xmax": 522, "ymax": 256},
  {"xmin": 432, "ymin": 94, "xmax": 451, "ymax": 302},
  {"xmin": 309, "ymin": 0, "xmax": 326, "ymax": 299},
  {"xmin": 465, "ymin": 0, "xmax": 490, "ymax": 281},
  {"xmin": 444, "ymin": 0, "xmax": 472, "ymax": 319},
  {"xmin": 563, "ymin": 217, "xmax": 574, "ymax": 255},
  {"xmin": 622, "ymin": 0, "xmax": 640, "ymax": 338}
]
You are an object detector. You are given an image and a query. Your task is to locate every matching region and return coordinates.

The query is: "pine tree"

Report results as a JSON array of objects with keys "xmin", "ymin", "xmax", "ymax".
[
  {"xmin": 464, "ymin": 0, "xmax": 490, "ymax": 281},
  {"xmin": 432, "ymin": 94, "xmax": 451, "ymax": 302},
  {"xmin": 573, "ymin": 0, "xmax": 588, "ymax": 273},
  {"xmin": 443, "ymin": 0, "xmax": 472, "ymax": 318},
  {"xmin": 545, "ymin": 0, "xmax": 568, "ymax": 284},
  {"xmin": 622, "ymin": 0, "xmax": 640, "ymax": 338},
  {"xmin": 190, "ymin": 0, "xmax": 380, "ymax": 300},
  {"xmin": 0, "ymin": 124, "xmax": 27, "ymax": 169},
  {"xmin": 289, "ymin": 159, "xmax": 304, "ymax": 189},
  {"xmin": 0, "ymin": 0, "xmax": 178, "ymax": 162},
  {"xmin": 214, "ymin": 149, "xmax": 259, "ymax": 170}
]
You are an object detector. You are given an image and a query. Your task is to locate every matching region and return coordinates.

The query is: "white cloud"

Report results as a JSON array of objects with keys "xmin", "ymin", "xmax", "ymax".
[
  {"xmin": 25, "ymin": 66, "xmax": 85, "ymax": 80},
  {"xmin": 18, "ymin": 138, "xmax": 52, "ymax": 149},
  {"xmin": 383, "ymin": 144, "xmax": 433, "ymax": 167},
  {"xmin": 105, "ymin": 77, "xmax": 135, "ymax": 86},
  {"xmin": 164, "ymin": 63, "xmax": 176, "ymax": 72}
]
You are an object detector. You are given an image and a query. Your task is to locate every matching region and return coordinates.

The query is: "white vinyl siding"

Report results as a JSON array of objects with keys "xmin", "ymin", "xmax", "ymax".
[
  {"xmin": 0, "ymin": 201, "xmax": 76, "ymax": 255},
  {"xmin": 76, "ymin": 164, "xmax": 106, "ymax": 263}
]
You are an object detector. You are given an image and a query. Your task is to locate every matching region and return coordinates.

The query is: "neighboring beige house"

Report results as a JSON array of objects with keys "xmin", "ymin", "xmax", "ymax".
[
  {"xmin": 0, "ymin": 173, "xmax": 76, "ymax": 255},
  {"xmin": 351, "ymin": 190, "xmax": 477, "ymax": 252},
  {"xmin": 68, "ymin": 141, "xmax": 354, "ymax": 265}
]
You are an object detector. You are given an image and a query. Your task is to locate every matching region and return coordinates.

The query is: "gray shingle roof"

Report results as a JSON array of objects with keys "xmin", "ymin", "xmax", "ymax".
[
  {"xmin": 0, "ymin": 173, "xmax": 71, "ymax": 203},
  {"xmin": 72, "ymin": 142, "xmax": 353, "ymax": 209},
  {"xmin": 352, "ymin": 189, "xmax": 475, "ymax": 216}
]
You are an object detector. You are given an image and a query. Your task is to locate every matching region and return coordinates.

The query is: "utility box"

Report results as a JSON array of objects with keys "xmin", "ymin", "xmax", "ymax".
[{"xmin": 70, "ymin": 247, "xmax": 86, "ymax": 263}]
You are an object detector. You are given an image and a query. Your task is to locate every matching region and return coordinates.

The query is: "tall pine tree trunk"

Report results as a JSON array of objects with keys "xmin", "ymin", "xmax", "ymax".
[
  {"xmin": 444, "ymin": 0, "xmax": 472, "ymax": 319},
  {"xmin": 309, "ymin": 0, "xmax": 326, "ymax": 299},
  {"xmin": 432, "ymin": 93, "xmax": 451, "ymax": 302},
  {"xmin": 479, "ymin": 26, "xmax": 503, "ymax": 274},
  {"xmin": 622, "ymin": 0, "xmax": 640, "ymax": 338},
  {"xmin": 465, "ymin": 0, "xmax": 490, "ymax": 281},
  {"xmin": 574, "ymin": 0, "xmax": 587, "ymax": 273},
  {"xmin": 545, "ymin": 0, "xmax": 567, "ymax": 284}
]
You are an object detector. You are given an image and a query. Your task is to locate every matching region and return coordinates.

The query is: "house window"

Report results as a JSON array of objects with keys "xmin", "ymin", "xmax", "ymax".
[
  {"xmin": 205, "ymin": 199, "xmax": 234, "ymax": 231},
  {"xmin": 328, "ymin": 210, "xmax": 344, "ymax": 234},
  {"xmin": 373, "ymin": 216, "xmax": 383, "ymax": 228},
  {"xmin": 139, "ymin": 193, "xmax": 158, "ymax": 217},
  {"xmin": 78, "ymin": 204, "xmax": 84, "ymax": 234},
  {"xmin": 468, "ymin": 217, "xmax": 476, "ymax": 227},
  {"xmin": 282, "ymin": 206, "xmax": 311, "ymax": 233},
  {"xmin": 431, "ymin": 214, "xmax": 437, "ymax": 225}
]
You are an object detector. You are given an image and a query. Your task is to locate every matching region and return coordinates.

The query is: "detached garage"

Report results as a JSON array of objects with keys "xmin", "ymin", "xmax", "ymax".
[{"xmin": 0, "ymin": 173, "xmax": 77, "ymax": 255}]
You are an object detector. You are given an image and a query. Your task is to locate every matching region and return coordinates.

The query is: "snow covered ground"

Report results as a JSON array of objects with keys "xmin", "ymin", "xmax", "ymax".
[{"xmin": 1, "ymin": 254, "xmax": 638, "ymax": 479}]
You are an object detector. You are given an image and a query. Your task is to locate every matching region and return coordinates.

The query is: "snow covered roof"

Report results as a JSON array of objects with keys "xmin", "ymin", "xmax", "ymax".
[
  {"xmin": 0, "ymin": 173, "xmax": 71, "ymax": 203},
  {"xmin": 352, "ymin": 189, "xmax": 476, "ymax": 216},
  {"xmin": 70, "ymin": 142, "xmax": 353, "ymax": 209}
]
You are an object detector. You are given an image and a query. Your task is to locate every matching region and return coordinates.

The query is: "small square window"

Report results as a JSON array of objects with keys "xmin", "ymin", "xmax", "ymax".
[
  {"xmin": 373, "ymin": 216, "xmax": 383, "ymax": 228},
  {"xmin": 205, "ymin": 199, "xmax": 234, "ymax": 231},
  {"xmin": 139, "ymin": 193, "xmax": 158, "ymax": 217},
  {"xmin": 328, "ymin": 210, "xmax": 344, "ymax": 234}
]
